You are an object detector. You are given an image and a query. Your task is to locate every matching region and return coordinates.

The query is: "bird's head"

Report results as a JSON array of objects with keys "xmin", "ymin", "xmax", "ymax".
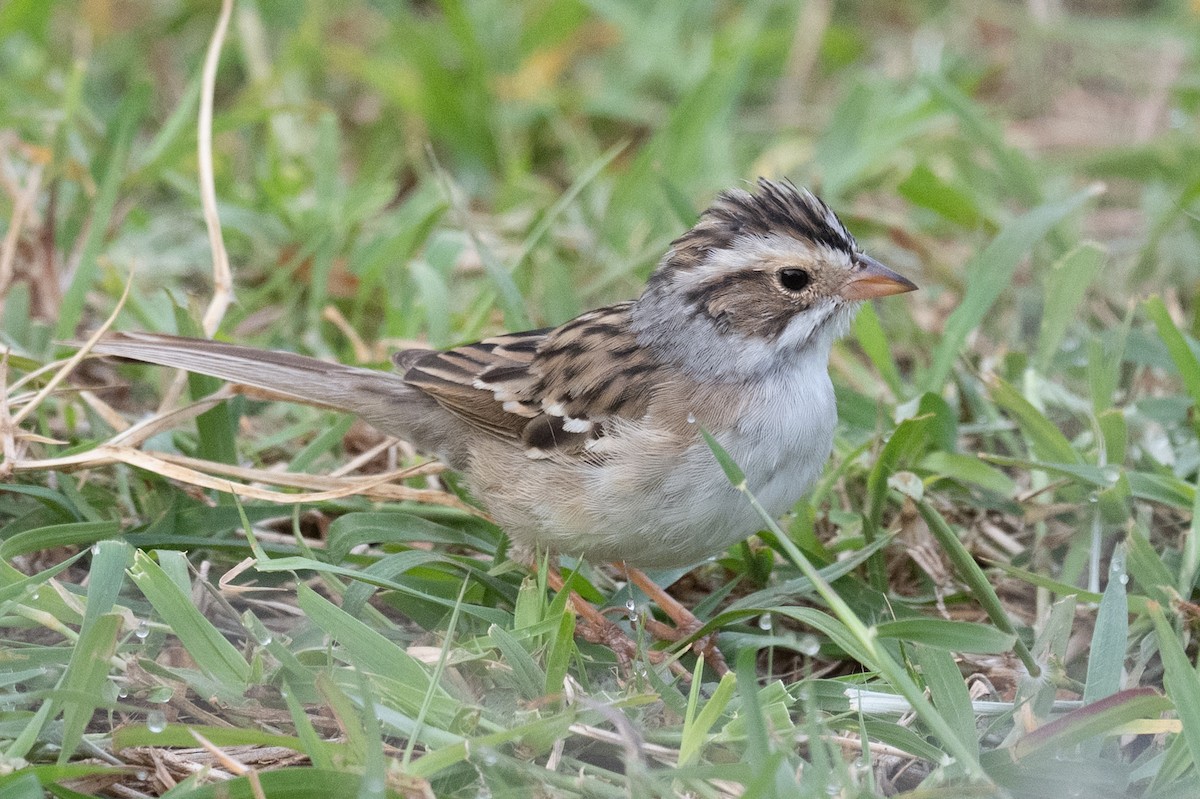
[{"xmin": 633, "ymin": 179, "xmax": 916, "ymax": 378}]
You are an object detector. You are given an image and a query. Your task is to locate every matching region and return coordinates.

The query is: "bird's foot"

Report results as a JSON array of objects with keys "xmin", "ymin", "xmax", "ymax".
[
  {"xmin": 573, "ymin": 611, "xmax": 690, "ymax": 680},
  {"xmin": 544, "ymin": 565, "xmax": 691, "ymax": 680},
  {"xmin": 626, "ymin": 567, "xmax": 730, "ymax": 677}
]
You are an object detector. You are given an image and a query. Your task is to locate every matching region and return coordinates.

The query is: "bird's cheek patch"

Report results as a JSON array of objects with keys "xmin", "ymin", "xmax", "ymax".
[{"xmin": 693, "ymin": 281, "xmax": 803, "ymax": 340}]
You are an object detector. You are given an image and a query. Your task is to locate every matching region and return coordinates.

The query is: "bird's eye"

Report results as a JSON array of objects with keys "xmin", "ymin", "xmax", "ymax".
[{"xmin": 778, "ymin": 268, "xmax": 811, "ymax": 292}]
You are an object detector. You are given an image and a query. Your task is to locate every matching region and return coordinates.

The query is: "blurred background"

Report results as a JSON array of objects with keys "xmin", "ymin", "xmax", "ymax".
[{"xmin": 2, "ymin": 0, "xmax": 1196, "ymax": 361}]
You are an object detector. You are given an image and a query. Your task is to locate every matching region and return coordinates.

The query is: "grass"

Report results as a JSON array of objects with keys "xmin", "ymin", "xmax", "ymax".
[{"xmin": 2, "ymin": 0, "xmax": 1200, "ymax": 796}]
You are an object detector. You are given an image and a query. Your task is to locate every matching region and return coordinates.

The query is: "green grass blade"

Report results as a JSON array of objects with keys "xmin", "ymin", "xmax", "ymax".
[
  {"xmin": 1034, "ymin": 242, "xmax": 1106, "ymax": 373},
  {"xmin": 875, "ymin": 619, "xmax": 1015, "ymax": 654},
  {"xmin": 297, "ymin": 584, "xmax": 459, "ymax": 724},
  {"xmin": 128, "ymin": 551, "xmax": 251, "ymax": 689},
  {"xmin": 852, "ymin": 301, "xmax": 906, "ymax": 398},
  {"xmin": 257, "ymin": 552, "xmax": 509, "ymax": 624},
  {"xmin": 701, "ymin": 432, "xmax": 987, "ymax": 778},
  {"xmin": 915, "ymin": 499, "xmax": 1039, "ymax": 677},
  {"xmin": 915, "ymin": 643, "xmax": 979, "ymax": 766},
  {"xmin": 488, "ymin": 624, "xmax": 546, "ymax": 701},
  {"xmin": 679, "ymin": 671, "xmax": 736, "ymax": 767},
  {"xmin": 1006, "ymin": 687, "xmax": 1172, "ymax": 760},
  {"xmin": 0, "ymin": 521, "xmax": 120, "ymax": 560},
  {"xmin": 1083, "ymin": 546, "xmax": 1129, "ymax": 704},
  {"xmin": 1182, "ymin": 480, "xmax": 1200, "ymax": 595},
  {"xmin": 1088, "ymin": 303, "xmax": 1135, "ymax": 412},
  {"xmin": 987, "ymin": 375, "xmax": 1083, "ymax": 464},
  {"xmin": 924, "ymin": 185, "xmax": 1101, "ymax": 392},
  {"xmin": 54, "ymin": 83, "xmax": 149, "ymax": 339},
  {"xmin": 863, "ymin": 413, "xmax": 932, "ymax": 588},
  {"xmin": 542, "ymin": 607, "xmax": 576, "ymax": 697},
  {"xmin": 1146, "ymin": 295, "xmax": 1200, "ymax": 433},
  {"xmin": 57, "ymin": 614, "xmax": 121, "ymax": 762},
  {"xmin": 78, "ymin": 540, "xmax": 130, "ymax": 633}
]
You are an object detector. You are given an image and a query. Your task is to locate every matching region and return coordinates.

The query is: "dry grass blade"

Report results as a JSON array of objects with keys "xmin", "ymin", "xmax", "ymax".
[
  {"xmin": 190, "ymin": 729, "xmax": 252, "ymax": 777},
  {"xmin": 8, "ymin": 322, "xmax": 478, "ymax": 514},
  {"xmin": 0, "ymin": 351, "xmax": 16, "ymax": 473},
  {"xmin": 9, "ymin": 274, "xmax": 132, "ymax": 428},
  {"xmin": 76, "ymin": 388, "xmax": 132, "ymax": 432},
  {"xmin": 149, "ymin": 0, "xmax": 236, "ymax": 413},
  {"xmin": 6, "ymin": 354, "xmax": 84, "ymax": 395},
  {"xmin": 566, "ymin": 722, "xmax": 680, "ymax": 765},
  {"xmin": 329, "ymin": 438, "xmax": 401, "ymax": 477},
  {"xmin": 0, "ymin": 138, "xmax": 44, "ymax": 298},
  {"xmin": 1, "ymin": 270, "xmax": 133, "ymax": 476},
  {"xmin": 322, "ymin": 305, "xmax": 372, "ymax": 363},
  {"xmin": 13, "ymin": 444, "xmax": 478, "ymax": 509},
  {"xmin": 198, "ymin": 0, "xmax": 235, "ymax": 337},
  {"xmin": 105, "ymin": 388, "xmax": 239, "ymax": 448}
]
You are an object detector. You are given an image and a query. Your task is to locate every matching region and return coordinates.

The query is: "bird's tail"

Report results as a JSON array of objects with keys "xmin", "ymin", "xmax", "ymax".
[{"xmin": 87, "ymin": 332, "xmax": 432, "ymax": 442}]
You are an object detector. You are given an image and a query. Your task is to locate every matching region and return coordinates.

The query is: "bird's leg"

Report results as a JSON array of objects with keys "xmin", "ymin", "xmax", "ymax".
[
  {"xmin": 543, "ymin": 566, "xmax": 691, "ymax": 680},
  {"xmin": 624, "ymin": 566, "xmax": 729, "ymax": 676}
]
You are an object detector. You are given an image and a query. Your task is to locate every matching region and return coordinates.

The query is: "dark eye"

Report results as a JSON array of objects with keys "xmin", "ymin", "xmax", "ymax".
[{"xmin": 778, "ymin": 268, "xmax": 811, "ymax": 292}]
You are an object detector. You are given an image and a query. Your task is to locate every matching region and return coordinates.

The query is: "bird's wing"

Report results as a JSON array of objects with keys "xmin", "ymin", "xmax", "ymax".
[{"xmin": 402, "ymin": 302, "xmax": 661, "ymax": 457}]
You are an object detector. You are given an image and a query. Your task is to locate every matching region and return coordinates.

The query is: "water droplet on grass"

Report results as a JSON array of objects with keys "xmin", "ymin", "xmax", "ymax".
[{"xmin": 146, "ymin": 710, "xmax": 166, "ymax": 733}]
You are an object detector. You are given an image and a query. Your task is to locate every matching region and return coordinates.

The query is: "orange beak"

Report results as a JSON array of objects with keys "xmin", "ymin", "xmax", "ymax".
[{"xmin": 838, "ymin": 255, "xmax": 918, "ymax": 301}]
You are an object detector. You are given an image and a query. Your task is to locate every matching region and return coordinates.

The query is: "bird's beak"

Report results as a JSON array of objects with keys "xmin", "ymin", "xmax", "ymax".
[{"xmin": 839, "ymin": 255, "xmax": 918, "ymax": 300}]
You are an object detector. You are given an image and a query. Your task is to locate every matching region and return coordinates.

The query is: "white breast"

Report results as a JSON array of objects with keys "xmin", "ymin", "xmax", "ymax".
[
  {"xmin": 719, "ymin": 364, "xmax": 837, "ymax": 518},
  {"xmin": 563, "ymin": 352, "xmax": 837, "ymax": 568}
]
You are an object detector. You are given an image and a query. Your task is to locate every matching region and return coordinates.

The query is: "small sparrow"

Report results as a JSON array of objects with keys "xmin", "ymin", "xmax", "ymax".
[{"xmin": 93, "ymin": 179, "xmax": 915, "ymax": 569}]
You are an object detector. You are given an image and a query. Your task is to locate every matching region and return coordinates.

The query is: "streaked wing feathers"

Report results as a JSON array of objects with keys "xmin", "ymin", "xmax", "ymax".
[{"xmin": 403, "ymin": 303, "xmax": 659, "ymax": 457}]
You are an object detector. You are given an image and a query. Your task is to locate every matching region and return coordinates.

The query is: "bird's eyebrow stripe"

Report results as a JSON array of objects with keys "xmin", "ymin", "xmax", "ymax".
[{"xmin": 680, "ymin": 268, "xmax": 764, "ymax": 307}]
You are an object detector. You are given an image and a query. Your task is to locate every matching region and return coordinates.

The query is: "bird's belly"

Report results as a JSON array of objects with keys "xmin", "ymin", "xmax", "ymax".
[{"xmin": 571, "ymin": 396, "xmax": 835, "ymax": 567}]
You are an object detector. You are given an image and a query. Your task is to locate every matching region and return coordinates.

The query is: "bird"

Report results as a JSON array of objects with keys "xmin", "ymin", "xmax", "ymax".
[{"xmin": 90, "ymin": 178, "xmax": 916, "ymax": 671}]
